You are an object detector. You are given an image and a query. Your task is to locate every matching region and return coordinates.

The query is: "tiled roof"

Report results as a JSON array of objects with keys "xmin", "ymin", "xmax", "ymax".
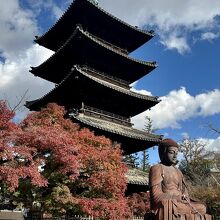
[
  {"xmin": 35, "ymin": 0, "xmax": 154, "ymax": 52},
  {"xmin": 126, "ymin": 168, "xmax": 149, "ymax": 185},
  {"xmin": 27, "ymin": 66, "xmax": 160, "ymax": 117},
  {"xmin": 80, "ymin": 27, "xmax": 156, "ymax": 67},
  {"xmin": 31, "ymin": 26, "xmax": 156, "ymax": 84},
  {"xmin": 69, "ymin": 113, "xmax": 162, "ymax": 142},
  {"xmin": 76, "ymin": 66, "xmax": 159, "ymax": 102}
]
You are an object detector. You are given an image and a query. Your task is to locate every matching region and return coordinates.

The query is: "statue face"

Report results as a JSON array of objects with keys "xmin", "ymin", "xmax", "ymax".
[{"xmin": 164, "ymin": 146, "xmax": 178, "ymax": 165}]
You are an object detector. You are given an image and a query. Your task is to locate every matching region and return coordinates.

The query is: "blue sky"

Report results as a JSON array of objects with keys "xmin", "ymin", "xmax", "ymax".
[{"xmin": 0, "ymin": 0, "xmax": 220, "ymax": 164}]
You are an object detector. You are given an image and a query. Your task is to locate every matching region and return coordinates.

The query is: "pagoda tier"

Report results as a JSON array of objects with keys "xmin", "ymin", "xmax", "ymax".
[
  {"xmin": 35, "ymin": 0, "xmax": 154, "ymax": 53},
  {"xmin": 31, "ymin": 26, "xmax": 156, "ymax": 84},
  {"xmin": 69, "ymin": 112, "xmax": 162, "ymax": 155},
  {"xmin": 125, "ymin": 168, "xmax": 149, "ymax": 195},
  {"xmin": 26, "ymin": 66, "xmax": 159, "ymax": 118}
]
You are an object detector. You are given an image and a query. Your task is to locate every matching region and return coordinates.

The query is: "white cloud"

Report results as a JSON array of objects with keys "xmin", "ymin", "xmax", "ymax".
[
  {"xmin": 201, "ymin": 32, "xmax": 220, "ymax": 41},
  {"xmin": 196, "ymin": 89, "xmax": 220, "ymax": 116},
  {"xmin": 161, "ymin": 35, "xmax": 190, "ymax": 54},
  {"xmin": 0, "ymin": 0, "xmax": 56, "ymax": 113},
  {"xmin": 181, "ymin": 132, "xmax": 190, "ymax": 139},
  {"xmin": 131, "ymin": 87, "xmax": 152, "ymax": 96},
  {"xmin": 0, "ymin": 44, "xmax": 54, "ymax": 110},
  {"xmin": 132, "ymin": 87, "xmax": 220, "ymax": 130},
  {"xmin": 0, "ymin": 0, "xmax": 70, "ymax": 60},
  {"xmin": 198, "ymin": 137, "xmax": 220, "ymax": 152},
  {"xmin": 26, "ymin": 0, "xmax": 68, "ymax": 20},
  {"xmin": 100, "ymin": 0, "xmax": 220, "ymax": 53},
  {"xmin": 0, "ymin": 0, "xmax": 38, "ymax": 59}
]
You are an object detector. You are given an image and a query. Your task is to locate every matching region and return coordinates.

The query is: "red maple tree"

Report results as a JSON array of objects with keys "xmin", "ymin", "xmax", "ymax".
[
  {"xmin": 0, "ymin": 101, "xmax": 131, "ymax": 219},
  {"xmin": 127, "ymin": 192, "xmax": 151, "ymax": 216}
]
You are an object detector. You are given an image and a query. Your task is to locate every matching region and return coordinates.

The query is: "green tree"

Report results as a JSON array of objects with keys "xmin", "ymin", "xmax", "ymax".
[
  {"xmin": 123, "ymin": 153, "xmax": 139, "ymax": 168},
  {"xmin": 141, "ymin": 116, "xmax": 154, "ymax": 172}
]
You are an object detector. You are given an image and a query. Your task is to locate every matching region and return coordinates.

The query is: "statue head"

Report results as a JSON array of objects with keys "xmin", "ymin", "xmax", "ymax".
[{"xmin": 158, "ymin": 138, "xmax": 179, "ymax": 165}]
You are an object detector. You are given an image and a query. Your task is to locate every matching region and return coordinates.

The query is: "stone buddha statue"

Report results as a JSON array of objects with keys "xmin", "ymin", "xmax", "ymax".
[{"xmin": 147, "ymin": 138, "xmax": 212, "ymax": 220}]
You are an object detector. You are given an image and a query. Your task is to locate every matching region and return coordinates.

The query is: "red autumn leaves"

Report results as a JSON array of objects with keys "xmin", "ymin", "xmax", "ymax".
[{"xmin": 0, "ymin": 101, "xmax": 149, "ymax": 219}]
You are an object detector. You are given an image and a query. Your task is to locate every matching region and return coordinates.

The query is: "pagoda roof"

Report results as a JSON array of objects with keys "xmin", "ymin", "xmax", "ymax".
[
  {"xmin": 31, "ymin": 27, "xmax": 157, "ymax": 84},
  {"xmin": 69, "ymin": 113, "xmax": 162, "ymax": 155},
  {"xmin": 26, "ymin": 66, "xmax": 160, "ymax": 117},
  {"xmin": 126, "ymin": 168, "xmax": 149, "ymax": 185},
  {"xmin": 35, "ymin": 0, "xmax": 154, "ymax": 53}
]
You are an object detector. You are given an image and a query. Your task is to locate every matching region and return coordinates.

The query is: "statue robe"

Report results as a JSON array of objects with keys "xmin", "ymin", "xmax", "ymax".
[{"xmin": 149, "ymin": 164, "xmax": 212, "ymax": 220}]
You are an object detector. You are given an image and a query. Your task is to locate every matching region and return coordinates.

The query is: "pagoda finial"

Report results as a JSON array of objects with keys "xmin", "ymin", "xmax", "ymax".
[{"xmin": 89, "ymin": 0, "xmax": 99, "ymax": 5}]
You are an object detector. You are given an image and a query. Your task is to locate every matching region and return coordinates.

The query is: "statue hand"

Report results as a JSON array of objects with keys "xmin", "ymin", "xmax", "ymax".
[{"xmin": 181, "ymin": 194, "xmax": 189, "ymax": 204}]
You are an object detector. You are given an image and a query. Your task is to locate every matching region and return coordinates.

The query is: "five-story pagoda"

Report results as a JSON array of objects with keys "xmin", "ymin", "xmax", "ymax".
[{"xmin": 26, "ymin": 0, "xmax": 162, "ymax": 156}]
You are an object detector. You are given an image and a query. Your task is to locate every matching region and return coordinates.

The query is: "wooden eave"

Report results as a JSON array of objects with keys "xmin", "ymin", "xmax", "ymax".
[
  {"xmin": 35, "ymin": 0, "xmax": 154, "ymax": 53},
  {"xmin": 31, "ymin": 27, "xmax": 157, "ymax": 84},
  {"xmin": 69, "ymin": 113, "xmax": 162, "ymax": 155},
  {"xmin": 26, "ymin": 66, "xmax": 160, "ymax": 117}
]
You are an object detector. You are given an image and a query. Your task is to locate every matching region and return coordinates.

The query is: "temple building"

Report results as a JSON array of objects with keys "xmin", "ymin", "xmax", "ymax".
[{"xmin": 26, "ymin": 0, "xmax": 162, "ymax": 191}]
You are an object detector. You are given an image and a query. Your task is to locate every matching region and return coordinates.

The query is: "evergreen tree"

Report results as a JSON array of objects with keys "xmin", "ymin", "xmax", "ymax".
[
  {"xmin": 123, "ymin": 153, "xmax": 139, "ymax": 168},
  {"xmin": 144, "ymin": 116, "xmax": 153, "ymax": 133},
  {"xmin": 141, "ymin": 116, "xmax": 154, "ymax": 172}
]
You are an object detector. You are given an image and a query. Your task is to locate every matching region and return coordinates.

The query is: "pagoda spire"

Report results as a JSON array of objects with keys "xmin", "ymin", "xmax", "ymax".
[{"xmin": 90, "ymin": 0, "xmax": 99, "ymax": 5}]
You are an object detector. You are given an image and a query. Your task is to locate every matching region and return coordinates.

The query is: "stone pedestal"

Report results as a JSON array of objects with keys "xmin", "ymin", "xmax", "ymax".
[{"xmin": 0, "ymin": 210, "xmax": 24, "ymax": 220}]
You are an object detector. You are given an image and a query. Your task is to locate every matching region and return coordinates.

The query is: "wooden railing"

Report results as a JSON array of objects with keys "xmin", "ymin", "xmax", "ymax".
[
  {"xmin": 81, "ymin": 65, "xmax": 130, "ymax": 89},
  {"xmin": 81, "ymin": 105, "xmax": 132, "ymax": 126}
]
